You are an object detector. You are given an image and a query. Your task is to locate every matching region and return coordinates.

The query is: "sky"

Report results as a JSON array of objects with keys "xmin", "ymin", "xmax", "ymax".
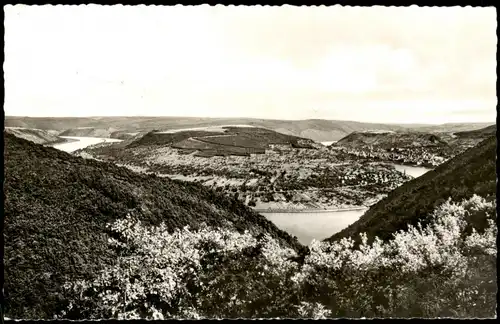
[{"xmin": 3, "ymin": 5, "xmax": 497, "ymax": 124}]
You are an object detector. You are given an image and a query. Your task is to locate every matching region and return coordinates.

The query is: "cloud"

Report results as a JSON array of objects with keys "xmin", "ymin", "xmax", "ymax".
[{"xmin": 3, "ymin": 5, "xmax": 496, "ymax": 123}]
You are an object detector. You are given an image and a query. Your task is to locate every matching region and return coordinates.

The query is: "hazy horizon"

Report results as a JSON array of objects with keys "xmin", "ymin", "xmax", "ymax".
[
  {"xmin": 4, "ymin": 5, "xmax": 497, "ymax": 124},
  {"xmin": 4, "ymin": 114, "xmax": 495, "ymax": 127}
]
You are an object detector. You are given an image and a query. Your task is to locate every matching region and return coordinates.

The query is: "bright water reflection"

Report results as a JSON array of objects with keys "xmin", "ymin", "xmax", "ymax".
[
  {"xmin": 261, "ymin": 165, "xmax": 432, "ymax": 245},
  {"xmin": 261, "ymin": 208, "xmax": 367, "ymax": 246},
  {"xmin": 53, "ymin": 136, "xmax": 122, "ymax": 153},
  {"xmin": 391, "ymin": 164, "xmax": 432, "ymax": 178}
]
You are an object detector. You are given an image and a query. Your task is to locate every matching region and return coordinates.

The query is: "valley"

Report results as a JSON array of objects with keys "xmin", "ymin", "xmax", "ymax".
[
  {"xmin": 75, "ymin": 124, "xmax": 490, "ymax": 217},
  {"xmin": 3, "ymin": 119, "xmax": 496, "ymax": 320},
  {"xmin": 4, "ymin": 5, "xmax": 496, "ymax": 319},
  {"xmin": 6, "ymin": 121, "xmax": 490, "ymax": 244},
  {"xmin": 78, "ymin": 126, "xmax": 419, "ymax": 213}
]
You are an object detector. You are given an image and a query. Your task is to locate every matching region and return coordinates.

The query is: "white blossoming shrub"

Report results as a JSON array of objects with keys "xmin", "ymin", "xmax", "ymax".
[
  {"xmin": 73, "ymin": 150, "xmax": 100, "ymax": 161},
  {"xmin": 59, "ymin": 195, "xmax": 496, "ymax": 319},
  {"xmin": 296, "ymin": 194, "xmax": 497, "ymax": 318},
  {"xmin": 59, "ymin": 215, "xmax": 304, "ymax": 319},
  {"xmin": 296, "ymin": 301, "xmax": 331, "ymax": 319}
]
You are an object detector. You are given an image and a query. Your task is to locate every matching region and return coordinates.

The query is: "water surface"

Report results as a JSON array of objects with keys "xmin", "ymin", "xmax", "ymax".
[
  {"xmin": 261, "ymin": 208, "xmax": 367, "ymax": 246},
  {"xmin": 53, "ymin": 136, "xmax": 122, "ymax": 152},
  {"xmin": 391, "ymin": 163, "xmax": 432, "ymax": 178}
]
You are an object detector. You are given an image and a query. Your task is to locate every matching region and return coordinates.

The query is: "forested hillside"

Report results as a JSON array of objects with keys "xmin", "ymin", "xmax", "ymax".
[
  {"xmin": 325, "ymin": 136, "xmax": 496, "ymax": 245},
  {"xmin": 3, "ymin": 132, "xmax": 301, "ymax": 319}
]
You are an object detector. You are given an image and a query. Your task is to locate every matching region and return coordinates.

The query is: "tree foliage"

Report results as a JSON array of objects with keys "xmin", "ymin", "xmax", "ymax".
[
  {"xmin": 3, "ymin": 133, "xmax": 300, "ymax": 319},
  {"xmin": 58, "ymin": 195, "xmax": 496, "ymax": 319}
]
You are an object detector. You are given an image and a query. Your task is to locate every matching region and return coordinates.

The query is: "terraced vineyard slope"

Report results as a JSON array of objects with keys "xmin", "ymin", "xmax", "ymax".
[{"xmin": 79, "ymin": 126, "xmax": 415, "ymax": 211}]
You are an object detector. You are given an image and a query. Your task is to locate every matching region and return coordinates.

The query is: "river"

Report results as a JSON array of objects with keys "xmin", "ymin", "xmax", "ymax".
[
  {"xmin": 321, "ymin": 141, "xmax": 337, "ymax": 146},
  {"xmin": 390, "ymin": 163, "xmax": 432, "ymax": 178},
  {"xmin": 261, "ymin": 164, "xmax": 432, "ymax": 246},
  {"xmin": 261, "ymin": 208, "xmax": 368, "ymax": 246},
  {"xmin": 51, "ymin": 136, "xmax": 432, "ymax": 246},
  {"xmin": 53, "ymin": 136, "xmax": 123, "ymax": 152}
]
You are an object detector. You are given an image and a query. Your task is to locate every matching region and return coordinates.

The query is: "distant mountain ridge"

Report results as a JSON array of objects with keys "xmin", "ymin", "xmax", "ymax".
[
  {"xmin": 3, "ymin": 132, "xmax": 302, "ymax": 319},
  {"xmin": 454, "ymin": 124, "xmax": 496, "ymax": 139},
  {"xmin": 6, "ymin": 116, "xmax": 493, "ymax": 142},
  {"xmin": 409, "ymin": 122, "xmax": 494, "ymax": 133},
  {"xmin": 324, "ymin": 135, "xmax": 496, "ymax": 245}
]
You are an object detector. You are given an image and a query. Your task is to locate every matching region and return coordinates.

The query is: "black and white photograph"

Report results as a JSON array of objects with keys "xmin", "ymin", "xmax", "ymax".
[{"xmin": 2, "ymin": 4, "xmax": 497, "ymax": 319}]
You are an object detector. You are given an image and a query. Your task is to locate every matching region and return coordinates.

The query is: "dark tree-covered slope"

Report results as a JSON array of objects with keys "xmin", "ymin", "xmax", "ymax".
[
  {"xmin": 325, "ymin": 136, "xmax": 497, "ymax": 245},
  {"xmin": 3, "ymin": 132, "xmax": 302, "ymax": 319},
  {"xmin": 454, "ymin": 124, "xmax": 496, "ymax": 139}
]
